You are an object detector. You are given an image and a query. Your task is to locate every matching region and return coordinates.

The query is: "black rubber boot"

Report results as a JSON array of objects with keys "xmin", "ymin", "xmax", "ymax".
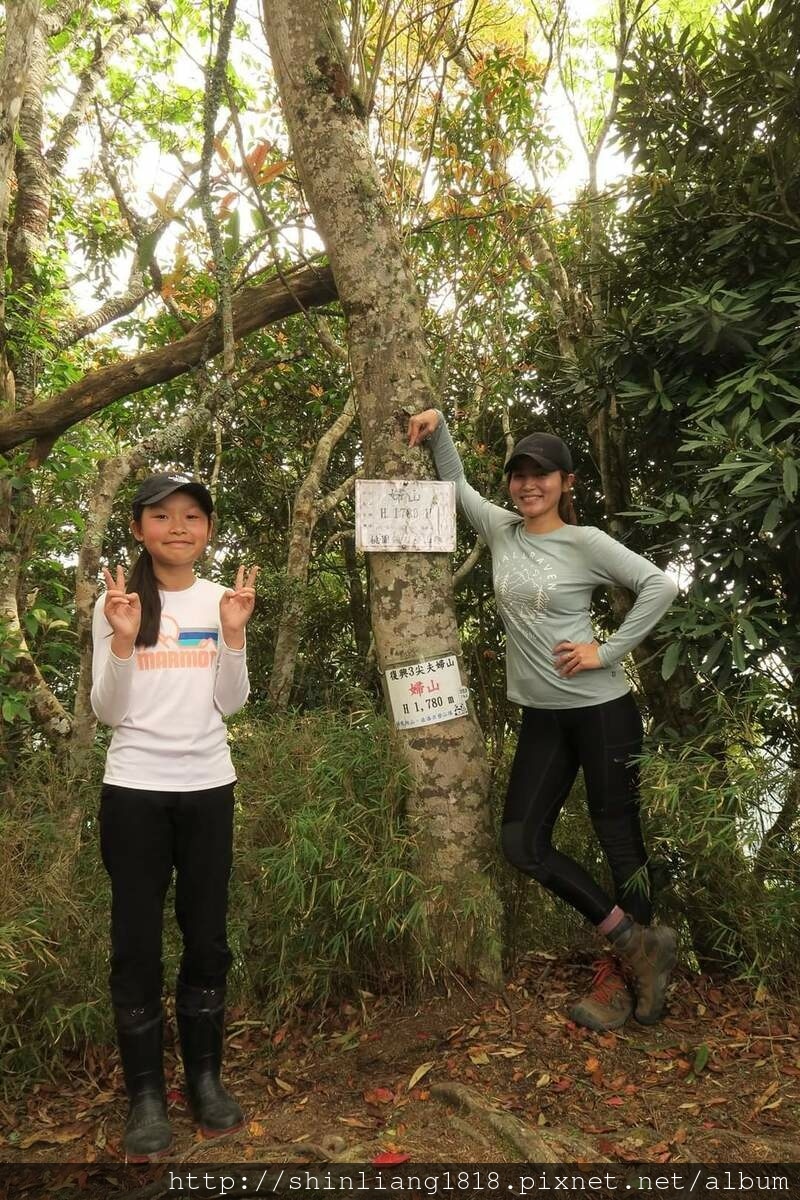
[
  {"xmin": 115, "ymin": 1003, "xmax": 172, "ymax": 1160},
  {"xmin": 176, "ymin": 981, "xmax": 244, "ymax": 1136}
]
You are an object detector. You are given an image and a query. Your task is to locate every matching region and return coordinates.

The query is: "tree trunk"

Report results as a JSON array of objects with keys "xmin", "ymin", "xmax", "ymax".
[
  {"xmin": 261, "ymin": 0, "xmax": 502, "ymax": 981},
  {"xmin": 0, "ymin": 0, "xmax": 41, "ymax": 410},
  {"xmin": 268, "ymin": 395, "xmax": 357, "ymax": 709}
]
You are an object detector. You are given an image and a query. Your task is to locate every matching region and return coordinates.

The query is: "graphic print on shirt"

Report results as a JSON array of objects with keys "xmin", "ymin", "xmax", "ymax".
[
  {"xmin": 494, "ymin": 549, "xmax": 558, "ymax": 633},
  {"xmin": 136, "ymin": 612, "xmax": 219, "ymax": 670}
]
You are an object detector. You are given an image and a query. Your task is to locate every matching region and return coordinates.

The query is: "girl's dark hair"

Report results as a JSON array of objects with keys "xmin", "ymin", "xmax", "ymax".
[
  {"xmin": 559, "ymin": 472, "xmax": 578, "ymax": 525},
  {"xmin": 128, "ymin": 529, "xmax": 162, "ymax": 648}
]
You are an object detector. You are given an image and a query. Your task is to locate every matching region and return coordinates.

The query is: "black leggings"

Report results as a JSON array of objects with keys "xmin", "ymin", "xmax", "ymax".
[
  {"xmin": 100, "ymin": 782, "xmax": 235, "ymax": 1008},
  {"xmin": 501, "ymin": 693, "xmax": 652, "ymax": 926}
]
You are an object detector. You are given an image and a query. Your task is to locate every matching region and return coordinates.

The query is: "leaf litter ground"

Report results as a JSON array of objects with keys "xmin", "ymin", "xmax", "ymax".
[{"xmin": 3, "ymin": 954, "xmax": 799, "ymax": 1167}]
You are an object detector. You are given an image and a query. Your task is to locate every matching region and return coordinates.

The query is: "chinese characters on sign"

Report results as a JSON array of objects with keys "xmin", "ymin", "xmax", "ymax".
[
  {"xmin": 385, "ymin": 656, "xmax": 469, "ymax": 730},
  {"xmin": 355, "ymin": 480, "xmax": 456, "ymax": 552}
]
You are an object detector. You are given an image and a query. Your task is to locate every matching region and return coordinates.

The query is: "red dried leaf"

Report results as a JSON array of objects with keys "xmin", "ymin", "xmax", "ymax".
[{"xmin": 372, "ymin": 1152, "xmax": 411, "ymax": 1165}]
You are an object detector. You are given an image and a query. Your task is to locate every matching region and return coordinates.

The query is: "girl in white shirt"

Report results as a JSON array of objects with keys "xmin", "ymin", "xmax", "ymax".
[{"xmin": 91, "ymin": 473, "xmax": 257, "ymax": 1159}]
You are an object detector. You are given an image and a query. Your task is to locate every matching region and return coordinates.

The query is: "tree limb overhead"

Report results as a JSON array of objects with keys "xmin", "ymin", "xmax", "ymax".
[{"xmin": 0, "ymin": 264, "xmax": 338, "ymax": 451}]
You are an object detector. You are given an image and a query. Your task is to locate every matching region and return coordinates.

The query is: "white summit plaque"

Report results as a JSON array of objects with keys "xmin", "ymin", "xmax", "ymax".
[
  {"xmin": 385, "ymin": 656, "xmax": 469, "ymax": 729},
  {"xmin": 355, "ymin": 479, "xmax": 456, "ymax": 552}
]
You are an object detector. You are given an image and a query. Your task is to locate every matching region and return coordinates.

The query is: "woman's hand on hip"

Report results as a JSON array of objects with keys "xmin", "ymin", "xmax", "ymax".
[
  {"xmin": 220, "ymin": 565, "xmax": 259, "ymax": 648},
  {"xmin": 407, "ymin": 409, "xmax": 440, "ymax": 447},
  {"xmin": 553, "ymin": 639, "xmax": 602, "ymax": 677},
  {"xmin": 101, "ymin": 565, "xmax": 141, "ymax": 653}
]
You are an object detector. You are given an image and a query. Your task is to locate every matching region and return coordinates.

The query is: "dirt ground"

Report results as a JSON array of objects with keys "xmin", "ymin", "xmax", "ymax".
[{"xmin": 2, "ymin": 954, "xmax": 799, "ymax": 1171}]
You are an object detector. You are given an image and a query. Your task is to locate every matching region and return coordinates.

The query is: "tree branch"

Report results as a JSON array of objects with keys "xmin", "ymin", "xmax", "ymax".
[
  {"xmin": 0, "ymin": 263, "xmax": 338, "ymax": 451},
  {"xmin": 47, "ymin": 2, "xmax": 162, "ymax": 176}
]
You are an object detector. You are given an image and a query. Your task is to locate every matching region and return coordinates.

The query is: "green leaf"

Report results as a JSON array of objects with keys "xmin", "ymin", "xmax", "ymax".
[
  {"xmin": 782, "ymin": 456, "xmax": 798, "ymax": 500},
  {"xmin": 731, "ymin": 462, "xmax": 772, "ymax": 494},
  {"xmin": 693, "ymin": 1044, "xmax": 710, "ymax": 1073},
  {"xmin": 731, "ymin": 632, "xmax": 746, "ymax": 672},
  {"xmin": 661, "ymin": 642, "xmax": 681, "ymax": 681},
  {"xmin": 738, "ymin": 618, "xmax": 761, "ymax": 649},
  {"xmin": 761, "ymin": 498, "xmax": 782, "ymax": 533},
  {"xmin": 700, "ymin": 638, "xmax": 726, "ymax": 672}
]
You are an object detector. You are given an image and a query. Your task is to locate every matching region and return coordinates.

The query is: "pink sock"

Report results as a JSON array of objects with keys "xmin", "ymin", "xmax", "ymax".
[{"xmin": 597, "ymin": 905, "xmax": 627, "ymax": 937}]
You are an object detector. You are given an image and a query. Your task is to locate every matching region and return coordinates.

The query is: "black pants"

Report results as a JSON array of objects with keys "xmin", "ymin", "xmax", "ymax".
[
  {"xmin": 99, "ymin": 783, "xmax": 235, "ymax": 1008},
  {"xmin": 501, "ymin": 693, "xmax": 652, "ymax": 926}
]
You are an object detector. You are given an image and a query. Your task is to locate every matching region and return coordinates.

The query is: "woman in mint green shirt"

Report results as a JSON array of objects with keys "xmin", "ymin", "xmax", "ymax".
[{"xmin": 408, "ymin": 409, "xmax": 679, "ymax": 1033}]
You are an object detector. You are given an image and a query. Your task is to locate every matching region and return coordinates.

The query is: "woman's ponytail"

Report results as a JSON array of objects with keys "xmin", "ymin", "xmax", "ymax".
[
  {"xmin": 559, "ymin": 474, "xmax": 578, "ymax": 525},
  {"xmin": 127, "ymin": 545, "xmax": 162, "ymax": 647}
]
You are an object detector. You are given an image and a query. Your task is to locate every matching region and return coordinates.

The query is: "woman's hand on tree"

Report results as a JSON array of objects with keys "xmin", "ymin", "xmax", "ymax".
[
  {"xmin": 102, "ymin": 565, "xmax": 141, "ymax": 654},
  {"xmin": 553, "ymin": 639, "xmax": 602, "ymax": 677},
  {"xmin": 220, "ymin": 565, "xmax": 259, "ymax": 648},
  {"xmin": 407, "ymin": 409, "xmax": 440, "ymax": 447}
]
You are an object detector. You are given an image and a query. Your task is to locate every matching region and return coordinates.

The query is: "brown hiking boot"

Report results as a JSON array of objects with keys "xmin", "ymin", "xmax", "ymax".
[
  {"xmin": 569, "ymin": 957, "xmax": 633, "ymax": 1032},
  {"xmin": 611, "ymin": 920, "xmax": 677, "ymax": 1024}
]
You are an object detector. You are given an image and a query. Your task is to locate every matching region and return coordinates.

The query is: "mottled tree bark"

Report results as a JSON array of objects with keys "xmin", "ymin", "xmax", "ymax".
[
  {"xmin": 262, "ymin": 0, "xmax": 502, "ymax": 980},
  {"xmin": 0, "ymin": 0, "xmax": 41, "ymax": 410}
]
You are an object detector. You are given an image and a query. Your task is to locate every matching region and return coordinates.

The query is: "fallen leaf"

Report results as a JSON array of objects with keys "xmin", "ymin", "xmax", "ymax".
[
  {"xmin": 339, "ymin": 1116, "xmax": 373, "ymax": 1129},
  {"xmin": 274, "ymin": 1078, "xmax": 294, "ymax": 1093},
  {"xmin": 605, "ymin": 1096, "xmax": 625, "ymax": 1107},
  {"xmin": 468, "ymin": 1050, "xmax": 490, "ymax": 1066},
  {"xmin": 19, "ymin": 1123, "xmax": 92, "ymax": 1149},
  {"xmin": 535, "ymin": 1073, "xmax": 551, "ymax": 1088},
  {"xmin": 372, "ymin": 1152, "xmax": 411, "ymax": 1165},
  {"xmin": 552, "ymin": 1078, "xmax": 572, "ymax": 1092},
  {"xmin": 672, "ymin": 1127, "xmax": 687, "ymax": 1145},
  {"xmin": 584, "ymin": 1056, "xmax": 601, "ymax": 1074},
  {"xmin": 407, "ymin": 1061, "xmax": 435, "ymax": 1090},
  {"xmin": 753, "ymin": 1081, "xmax": 780, "ymax": 1111},
  {"xmin": 364, "ymin": 1088, "xmax": 394, "ymax": 1105},
  {"xmin": 248, "ymin": 1121, "xmax": 266, "ymax": 1137},
  {"xmin": 492, "ymin": 1046, "xmax": 526, "ymax": 1058}
]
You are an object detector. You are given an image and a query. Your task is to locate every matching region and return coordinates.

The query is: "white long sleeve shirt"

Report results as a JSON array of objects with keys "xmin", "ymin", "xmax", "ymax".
[{"xmin": 91, "ymin": 578, "xmax": 249, "ymax": 789}]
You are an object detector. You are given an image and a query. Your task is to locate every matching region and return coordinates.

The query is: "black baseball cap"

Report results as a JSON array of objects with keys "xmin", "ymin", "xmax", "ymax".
[
  {"xmin": 504, "ymin": 432, "xmax": 573, "ymax": 474},
  {"xmin": 132, "ymin": 473, "xmax": 214, "ymax": 515}
]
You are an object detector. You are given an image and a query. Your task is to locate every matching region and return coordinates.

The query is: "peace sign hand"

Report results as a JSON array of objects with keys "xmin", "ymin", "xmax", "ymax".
[
  {"xmin": 101, "ymin": 565, "xmax": 141, "ymax": 654},
  {"xmin": 219, "ymin": 565, "xmax": 259, "ymax": 648}
]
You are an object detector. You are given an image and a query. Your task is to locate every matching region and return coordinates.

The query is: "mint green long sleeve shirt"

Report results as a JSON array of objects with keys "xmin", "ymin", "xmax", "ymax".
[{"xmin": 429, "ymin": 417, "xmax": 678, "ymax": 709}]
